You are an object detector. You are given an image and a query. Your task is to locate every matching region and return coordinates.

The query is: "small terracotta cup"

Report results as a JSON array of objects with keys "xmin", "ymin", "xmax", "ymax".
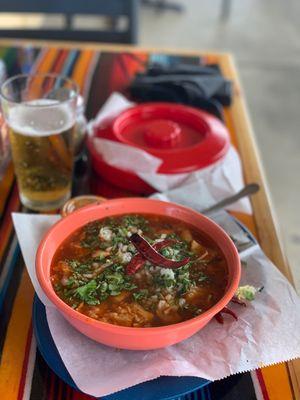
[{"xmin": 61, "ymin": 195, "xmax": 107, "ymax": 217}]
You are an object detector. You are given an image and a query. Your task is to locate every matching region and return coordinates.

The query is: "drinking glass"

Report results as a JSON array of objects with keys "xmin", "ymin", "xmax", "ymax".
[{"xmin": 0, "ymin": 73, "xmax": 78, "ymax": 211}]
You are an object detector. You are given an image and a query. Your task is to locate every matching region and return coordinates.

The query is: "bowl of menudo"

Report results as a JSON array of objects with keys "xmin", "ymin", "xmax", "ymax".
[{"xmin": 36, "ymin": 198, "xmax": 240, "ymax": 350}]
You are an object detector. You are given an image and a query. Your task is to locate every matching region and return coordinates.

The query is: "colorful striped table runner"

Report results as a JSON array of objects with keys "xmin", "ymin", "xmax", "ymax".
[{"xmin": 0, "ymin": 45, "xmax": 294, "ymax": 400}]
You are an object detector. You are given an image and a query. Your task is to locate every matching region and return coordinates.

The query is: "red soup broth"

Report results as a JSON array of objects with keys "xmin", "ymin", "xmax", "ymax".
[{"xmin": 50, "ymin": 214, "xmax": 228, "ymax": 327}]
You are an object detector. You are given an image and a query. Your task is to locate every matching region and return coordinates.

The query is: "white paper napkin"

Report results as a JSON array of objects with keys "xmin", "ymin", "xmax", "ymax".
[
  {"xmin": 12, "ymin": 213, "xmax": 60, "ymax": 307},
  {"xmin": 88, "ymin": 92, "xmax": 251, "ymax": 214},
  {"xmin": 12, "ymin": 186, "xmax": 300, "ymax": 397}
]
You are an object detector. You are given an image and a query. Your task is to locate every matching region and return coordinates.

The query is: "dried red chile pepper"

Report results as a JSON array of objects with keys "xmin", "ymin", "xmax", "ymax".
[
  {"xmin": 231, "ymin": 295, "xmax": 246, "ymax": 307},
  {"xmin": 126, "ymin": 239, "xmax": 177, "ymax": 275},
  {"xmin": 215, "ymin": 295, "xmax": 248, "ymax": 324},
  {"xmin": 126, "ymin": 234, "xmax": 190, "ymax": 275},
  {"xmin": 126, "ymin": 254, "xmax": 145, "ymax": 275},
  {"xmin": 127, "ymin": 238, "xmax": 179, "ymax": 274},
  {"xmin": 215, "ymin": 306, "xmax": 238, "ymax": 324}
]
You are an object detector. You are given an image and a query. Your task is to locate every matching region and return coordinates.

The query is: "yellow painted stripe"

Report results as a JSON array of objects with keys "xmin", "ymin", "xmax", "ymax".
[
  {"xmin": 71, "ymin": 50, "xmax": 94, "ymax": 92},
  {"xmin": 0, "ymin": 270, "xmax": 34, "ymax": 400},
  {"xmin": 262, "ymin": 364, "xmax": 293, "ymax": 400}
]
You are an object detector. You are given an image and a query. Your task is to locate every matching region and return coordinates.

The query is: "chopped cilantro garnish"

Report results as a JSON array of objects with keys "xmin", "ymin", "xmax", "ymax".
[
  {"xmin": 75, "ymin": 280, "xmax": 99, "ymax": 305},
  {"xmin": 176, "ymin": 265, "xmax": 194, "ymax": 294},
  {"xmin": 133, "ymin": 289, "xmax": 149, "ymax": 301},
  {"xmin": 68, "ymin": 260, "xmax": 91, "ymax": 273},
  {"xmin": 154, "ymin": 269, "xmax": 176, "ymax": 289},
  {"xmin": 121, "ymin": 215, "xmax": 149, "ymax": 230}
]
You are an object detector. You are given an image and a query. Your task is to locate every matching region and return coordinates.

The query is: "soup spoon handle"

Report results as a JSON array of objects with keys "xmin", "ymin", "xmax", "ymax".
[{"xmin": 201, "ymin": 183, "xmax": 260, "ymax": 215}]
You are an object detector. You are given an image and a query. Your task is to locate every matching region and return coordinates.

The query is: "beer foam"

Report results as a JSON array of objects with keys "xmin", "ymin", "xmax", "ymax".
[{"xmin": 8, "ymin": 99, "xmax": 75, "ymax": 137}]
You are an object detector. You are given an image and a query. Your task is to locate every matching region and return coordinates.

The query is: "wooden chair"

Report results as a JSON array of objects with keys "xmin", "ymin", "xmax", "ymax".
[{"xmin": 0, "ymin": 0, "xmax": 138, "ymax": 44}]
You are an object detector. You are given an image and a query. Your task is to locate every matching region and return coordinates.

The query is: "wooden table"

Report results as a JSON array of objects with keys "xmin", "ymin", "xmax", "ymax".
[{"xmin": 0, "ymin": 38, "xmax": 299, "ymax": 400}]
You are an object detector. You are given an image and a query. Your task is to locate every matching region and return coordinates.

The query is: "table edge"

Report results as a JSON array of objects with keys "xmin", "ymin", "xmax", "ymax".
[{"xmin": 0, "ymin": 37, "xmax": 226, "ymax": 56}]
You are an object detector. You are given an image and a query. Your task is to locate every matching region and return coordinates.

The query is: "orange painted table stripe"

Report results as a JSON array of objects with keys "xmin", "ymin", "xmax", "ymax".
[
  {"xmin": 262, "ymin": 364, "xmax": 293, "ymax": 400},
  {"xmin": 27, "ymin": 48, "xmax": 59, "ymax": 98},
  {"xmin": 36, "ymin": 47, "xmax": 59, "ymax": 74},
  {"xmin": 0, "ymin": 270, "xmax": 34, "ymax": 400},
  {"xmin": 71, "ymin": 50, "xmax": 95, "ymax": 94}
]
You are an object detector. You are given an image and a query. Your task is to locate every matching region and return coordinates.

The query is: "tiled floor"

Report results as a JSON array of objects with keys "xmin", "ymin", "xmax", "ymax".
[{"xmin": 140, "ymin": 0, "xmax": 300, "ymax": 291}]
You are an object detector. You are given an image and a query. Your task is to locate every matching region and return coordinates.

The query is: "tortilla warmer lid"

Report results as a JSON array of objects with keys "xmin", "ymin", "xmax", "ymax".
[{"xmin": 88, "ymin": 103, "xmax": 230, "ymax": 193}]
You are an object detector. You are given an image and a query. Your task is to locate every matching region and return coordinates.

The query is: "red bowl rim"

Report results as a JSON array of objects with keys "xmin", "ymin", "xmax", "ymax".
[{"xmin": 36, "ymin": 198, "xmax": 241, "ymax": 335}]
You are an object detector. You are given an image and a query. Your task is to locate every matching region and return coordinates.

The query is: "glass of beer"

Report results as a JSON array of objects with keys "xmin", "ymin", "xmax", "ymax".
[{"xmin": 0, "ymin": 73, "xmax": 78, "ymax": 211}]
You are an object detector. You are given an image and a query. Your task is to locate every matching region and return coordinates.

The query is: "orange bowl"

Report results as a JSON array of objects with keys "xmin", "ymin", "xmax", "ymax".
[{"xmin": 36, "ymin": 198, "xmax": 240, "ymax": 350}]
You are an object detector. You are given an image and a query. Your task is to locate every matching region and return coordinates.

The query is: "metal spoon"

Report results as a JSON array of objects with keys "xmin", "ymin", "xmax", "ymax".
[{"xmin": 201, "ymin": 183, "xmax": 260, "ymax": 215}]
